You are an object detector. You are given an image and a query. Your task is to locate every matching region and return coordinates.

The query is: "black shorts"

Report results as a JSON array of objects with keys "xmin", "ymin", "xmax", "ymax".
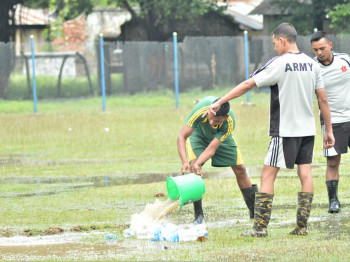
[
  {"xmin": 264, "ymin": 136, "xmax": 315, "ymax": 169},
  {"xmin": 322, "ymin": 121, "xmax": 350, "ymax": 157}
]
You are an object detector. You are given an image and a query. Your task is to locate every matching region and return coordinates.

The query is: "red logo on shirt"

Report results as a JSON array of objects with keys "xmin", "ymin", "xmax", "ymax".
[{"xmin": 341, "ymin": 66, "xmax": 347, "ymax": 72}]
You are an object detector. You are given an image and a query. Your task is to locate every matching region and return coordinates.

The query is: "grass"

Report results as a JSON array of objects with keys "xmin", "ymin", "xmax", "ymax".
[
  {"xmin": 0, "ymin": 88, "xmax": 270, "ymax": 175},
  {"xmin": 0, "ymin": 90, "xmax": 350, "ymax": 261},
  {"xmin": 7, "ymin": 73, "xmax": 124, "ymax": 100}
]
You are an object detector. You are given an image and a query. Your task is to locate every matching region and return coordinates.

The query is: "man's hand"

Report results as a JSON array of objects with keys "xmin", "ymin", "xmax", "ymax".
[
  {"xmin": 202, "ymin": 102, "xmax": 221, "ymax": 118},
  {"xmin": 181, "ymin": 162, "xmax": 190, "ymax": 175},
  {"xmin": 193, "ymin": 163, "xmax": 203, "ymax": 177},
  {"xmin": 323, "ymin": 131, "xmax": 335, "ymax": 149}
]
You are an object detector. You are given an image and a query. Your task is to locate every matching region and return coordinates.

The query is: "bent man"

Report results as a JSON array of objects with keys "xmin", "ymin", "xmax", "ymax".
[{"xmin": 177, "ymin": 96, "xmax": 257, "ymax": 224}]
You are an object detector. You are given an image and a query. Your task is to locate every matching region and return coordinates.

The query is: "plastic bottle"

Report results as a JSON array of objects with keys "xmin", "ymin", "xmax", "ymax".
[
  {"xmin": 194, "ymin": 224, "xmax": 209, "ymax": 237},
  {"xmin": 105, "ymin": 233, "xmax": 118, "ymax": 245},
  {"xmin": 168, "ymin": 231, "xmax": 179, "ymax": 242},
  {"xmin": 123, "ymin": 229, "xmax": 134, "ymax": 238},
  {"xmin": 137, "ymin": 229, "xmax": 150, "ymax": 239},
  {"xmin": 176, "ymin": 225, "xmax": 209, "ymax": 241},
  {"xmin": 160, "ymin": 223, "xmax": 179, "ymax": 242},
  {"xmin": 176, "ymin": 228, "xmax": 197, "ymax": 241},
  {"xmin": 150, "ymin": 223, "xmax": 180, "ymax": 242},
  {"xmin": 160, "ymin": 226, "xmax": 172, "ymax": 241},
  {"xmin": 159, "ymin": 230, "xmax": 179, "ymax": 242},
  {"xmin": 152, "ymin": 227, "xmax": 162, "ymax": 241}
]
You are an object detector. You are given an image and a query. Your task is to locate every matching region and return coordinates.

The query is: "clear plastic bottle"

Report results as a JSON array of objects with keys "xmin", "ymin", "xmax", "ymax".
[
  {"xmin": 152, "ymin": 227, "xmax": 162, "ymax": 241},
  {"xmin": 123, "ymin": 229, "xmax": 134, "ymax": 238},
  {"xmin": 176, "ymin": 225, "xmax": 209, "ymax": 241},
  {"xmin": 160, "ymin": 230, "xmax": 179, "ymax": 242},
  {"xmin": 161, "ymin": 223, "xmax": 179, "ymax": 242},
  {"xmin": 137, "ymin": 229, "xmax": 149, "ymax": 239},
  {"xmin": 161, "ymin": 227, "xmax": 172, "ymax": 241},
  {"xmin": 194, "ymin": 224, "xmax": 209, "ymax": 237},
  {"xmin": 105, "ymin": 233, "xmax": 118, "ymax": 245},
  {"xmin": 151, "ymin": 223, "xmax": 209, "ymax": 242},
  {"xmin": 177, "ymin": 228, "xmax": 199, "ymax": 241}
]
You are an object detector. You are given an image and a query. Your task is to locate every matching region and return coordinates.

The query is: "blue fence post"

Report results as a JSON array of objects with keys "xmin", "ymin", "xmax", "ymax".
[
  {"xmin": 173, "ymin": 32, "xmax": 179, "ymax": 109},
  {"xmin": 99, "ymin": 33, "xmax": 106, "ymax": 112},
  {"xmin": 30, "ymin": 35, "xmax": 38, "ymax": 114},
  {"xmin": 244, "ymin": 30, "xmax": 250, "ymax": 103}
]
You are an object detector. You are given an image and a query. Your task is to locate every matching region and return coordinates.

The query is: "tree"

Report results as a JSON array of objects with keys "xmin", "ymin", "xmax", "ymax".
[
  {"xmin": 270, "ymin": 0, "xmax": 348, "ymax": 35},
  {"xmin": 0, "ymin": 1, "xmax": 26, "ymax": 99},
  {"xmin": 108, "ymin": 0, "xmax": 227, "ymax": 41},
  {"xmin": 328, "ymin": 3, "xmax": 350, "ymax": 34},
  {"xmin": 24, "ymin": 0, "xmax": 93, "ymax": 41},
  {"xmin": 0, "ymin": 0, "xmax": 93, "ymax": 43},
  {"xmin": 0, "ymin": 1, "xmax": 25, "ymax": 43}
]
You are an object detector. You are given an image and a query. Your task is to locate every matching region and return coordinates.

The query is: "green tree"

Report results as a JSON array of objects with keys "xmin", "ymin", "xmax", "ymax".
[
  {"xmin": 328, "ymin": 3, "xmax": 350, "ymax": 34},
  {"xmin": 270, "ymin": 0, "xmax": 347, "ymax": 34},
  {"xmin": 108, "ymin": 0, "xmax": 226, "ymax": 41}
]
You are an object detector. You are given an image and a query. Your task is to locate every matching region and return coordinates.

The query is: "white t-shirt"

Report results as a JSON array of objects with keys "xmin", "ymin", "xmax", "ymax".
[
  {"xmin": 314, "ymin": 52, "xmax": 350, "ymax": 124},
  {"xmin": 252, "ymin": 52, "xmax": 324, "ymax": 137}
]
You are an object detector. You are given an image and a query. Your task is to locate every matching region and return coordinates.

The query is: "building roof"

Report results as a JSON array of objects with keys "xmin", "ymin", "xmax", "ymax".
[
  {"xmin": 218, "ymin": 0, "xmax": 263, "ymax": 30},
  {"xmin": 14, "ymin": 5, "xmax": 53, "ymax": 26}
]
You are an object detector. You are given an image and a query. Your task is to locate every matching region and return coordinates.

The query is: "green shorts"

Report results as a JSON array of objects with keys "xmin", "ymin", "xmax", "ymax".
[{"xmin": 187, "ymin": 133, "xmax": 243, "ymax": 167}]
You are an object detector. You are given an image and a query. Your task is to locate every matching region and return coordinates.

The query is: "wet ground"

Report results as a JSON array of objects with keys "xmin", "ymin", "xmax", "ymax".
[
  {"xmin": 1, "ymin": 166, "xmax": 350, "ymax": 261},
  {"xmin": 0, "ymin": 168, "xmax": 245, "ymax": 199},
  {"xmin": 1, "ymin": 213, "xmax": 350, "ymax": 261}
]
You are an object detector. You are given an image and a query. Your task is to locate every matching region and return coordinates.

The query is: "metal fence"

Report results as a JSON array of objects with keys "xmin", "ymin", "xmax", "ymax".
[{"xmin": 1, "ymin": 34, "xmax": 350, "ymax": 101}]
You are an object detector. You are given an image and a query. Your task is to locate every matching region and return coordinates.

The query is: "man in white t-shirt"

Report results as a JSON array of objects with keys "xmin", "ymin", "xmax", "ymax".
[
  {"xmin": 203, "ymin": 23, "xmax": 335, "ymax": 237},
  {"xmin": 311, "ymin": 31, "xmax": 350, "ymax": 214}
]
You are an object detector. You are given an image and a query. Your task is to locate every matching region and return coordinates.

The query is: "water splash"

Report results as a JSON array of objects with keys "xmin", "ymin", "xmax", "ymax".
[{"xmin": 126, "ymin": 198, "xmax": 181, "ymax": 239}]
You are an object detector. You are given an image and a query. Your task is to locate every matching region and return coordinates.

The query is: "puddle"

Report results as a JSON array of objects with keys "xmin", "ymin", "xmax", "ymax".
[
  {"xmin": 2, "ymin": 164, "xmax": 349, "ymax": 199},
  {"xmin": 0, "ymin": 232, "xmax": 188, "ymax": 261},
  {"xmin": 0, "ymin": 211, "xmax": 349, "ymax": 261},
  {"xmin": 0, "ymin": 168, "xmax": 262, "ymax": 199},
  {"xmin": 0, "ymin": 172, "xmax": 175, "ymax": 185},
  {"xmin": 0, "ymin": 173, "xmax": 176, "ymax": 199},
  {"xmin": 310, "ymin": 214, "xmax": 350, "ymax": 239},
  {"xmin": 0, "ymin": 156, "xmax": 177, "ymax": 167},
  {"xmin": 0, "ymin": 232, "xmax": 92, "ymax": 247},
  {"xmin": 0, "ymin": 242, "xmax": 129, "ymax": 261}
]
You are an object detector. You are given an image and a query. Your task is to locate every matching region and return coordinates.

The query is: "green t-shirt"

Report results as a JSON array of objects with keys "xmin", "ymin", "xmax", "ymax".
[{"xmin": 185, "ymin": 96, "xmax": 236, "ymax": 142}]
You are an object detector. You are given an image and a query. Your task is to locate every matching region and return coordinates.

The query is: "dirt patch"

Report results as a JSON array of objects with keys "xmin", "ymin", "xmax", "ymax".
[
  {"xmin": 44, "ymin": 227, "xmax": 64, "ymax": 235},
  {"xmin": 0, "ymin": 228, "xmax": 14, "ymax": 237}
]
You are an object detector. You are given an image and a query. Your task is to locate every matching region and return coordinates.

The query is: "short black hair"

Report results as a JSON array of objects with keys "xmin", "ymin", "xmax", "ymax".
[
  {"xmin": 310, "ymin": 31, "xmax": 330, "ymax": 43},
  {"xmin": 213, "ymin": 98, "xmax": 230, "ymax": 116},
  {"xmin": 272, "ymin": 22, "xmax": 297, "ymax": 43}
]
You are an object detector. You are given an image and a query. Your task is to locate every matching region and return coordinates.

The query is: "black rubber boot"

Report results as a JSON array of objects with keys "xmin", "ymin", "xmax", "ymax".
[
  {"xmin": 241, "ymin": 184, "xmax": 258, "ymax": 219},
  {"xmin": 241, "ymin": 192, "xmax": 274, "ymax": 237},
  {"xmin": 326, "ymin": 180, "xmax": 340, "ymax": 213},
  {"xmin": 193, "ymin": 199, "xmax": 205, "ymax": 224},
  {"xmin": 290, "ymin": 192, "xmax": 313, "ymax": 236}
]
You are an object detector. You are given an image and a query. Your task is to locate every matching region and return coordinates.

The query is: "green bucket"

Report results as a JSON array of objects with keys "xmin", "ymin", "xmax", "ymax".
[{"xmin": 166, "ymin": 173, "xmax": 205, "ymax": 207}]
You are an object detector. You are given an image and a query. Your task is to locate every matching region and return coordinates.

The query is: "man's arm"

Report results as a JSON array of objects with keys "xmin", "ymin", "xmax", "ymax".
[
  {"xmin": 207, "ymin": 78, "xmax": 256, "ymax": 115},
  {"xmin": 316, "ymin": 88, "xmax": 335, "ymax": 149},
  {"xmin": 193, "ymin": 138, "xmax": 222, "ymax": 177},
  {"xmin": 177, "ymin": 125, "xmax": 194, "ymax": 174}
]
